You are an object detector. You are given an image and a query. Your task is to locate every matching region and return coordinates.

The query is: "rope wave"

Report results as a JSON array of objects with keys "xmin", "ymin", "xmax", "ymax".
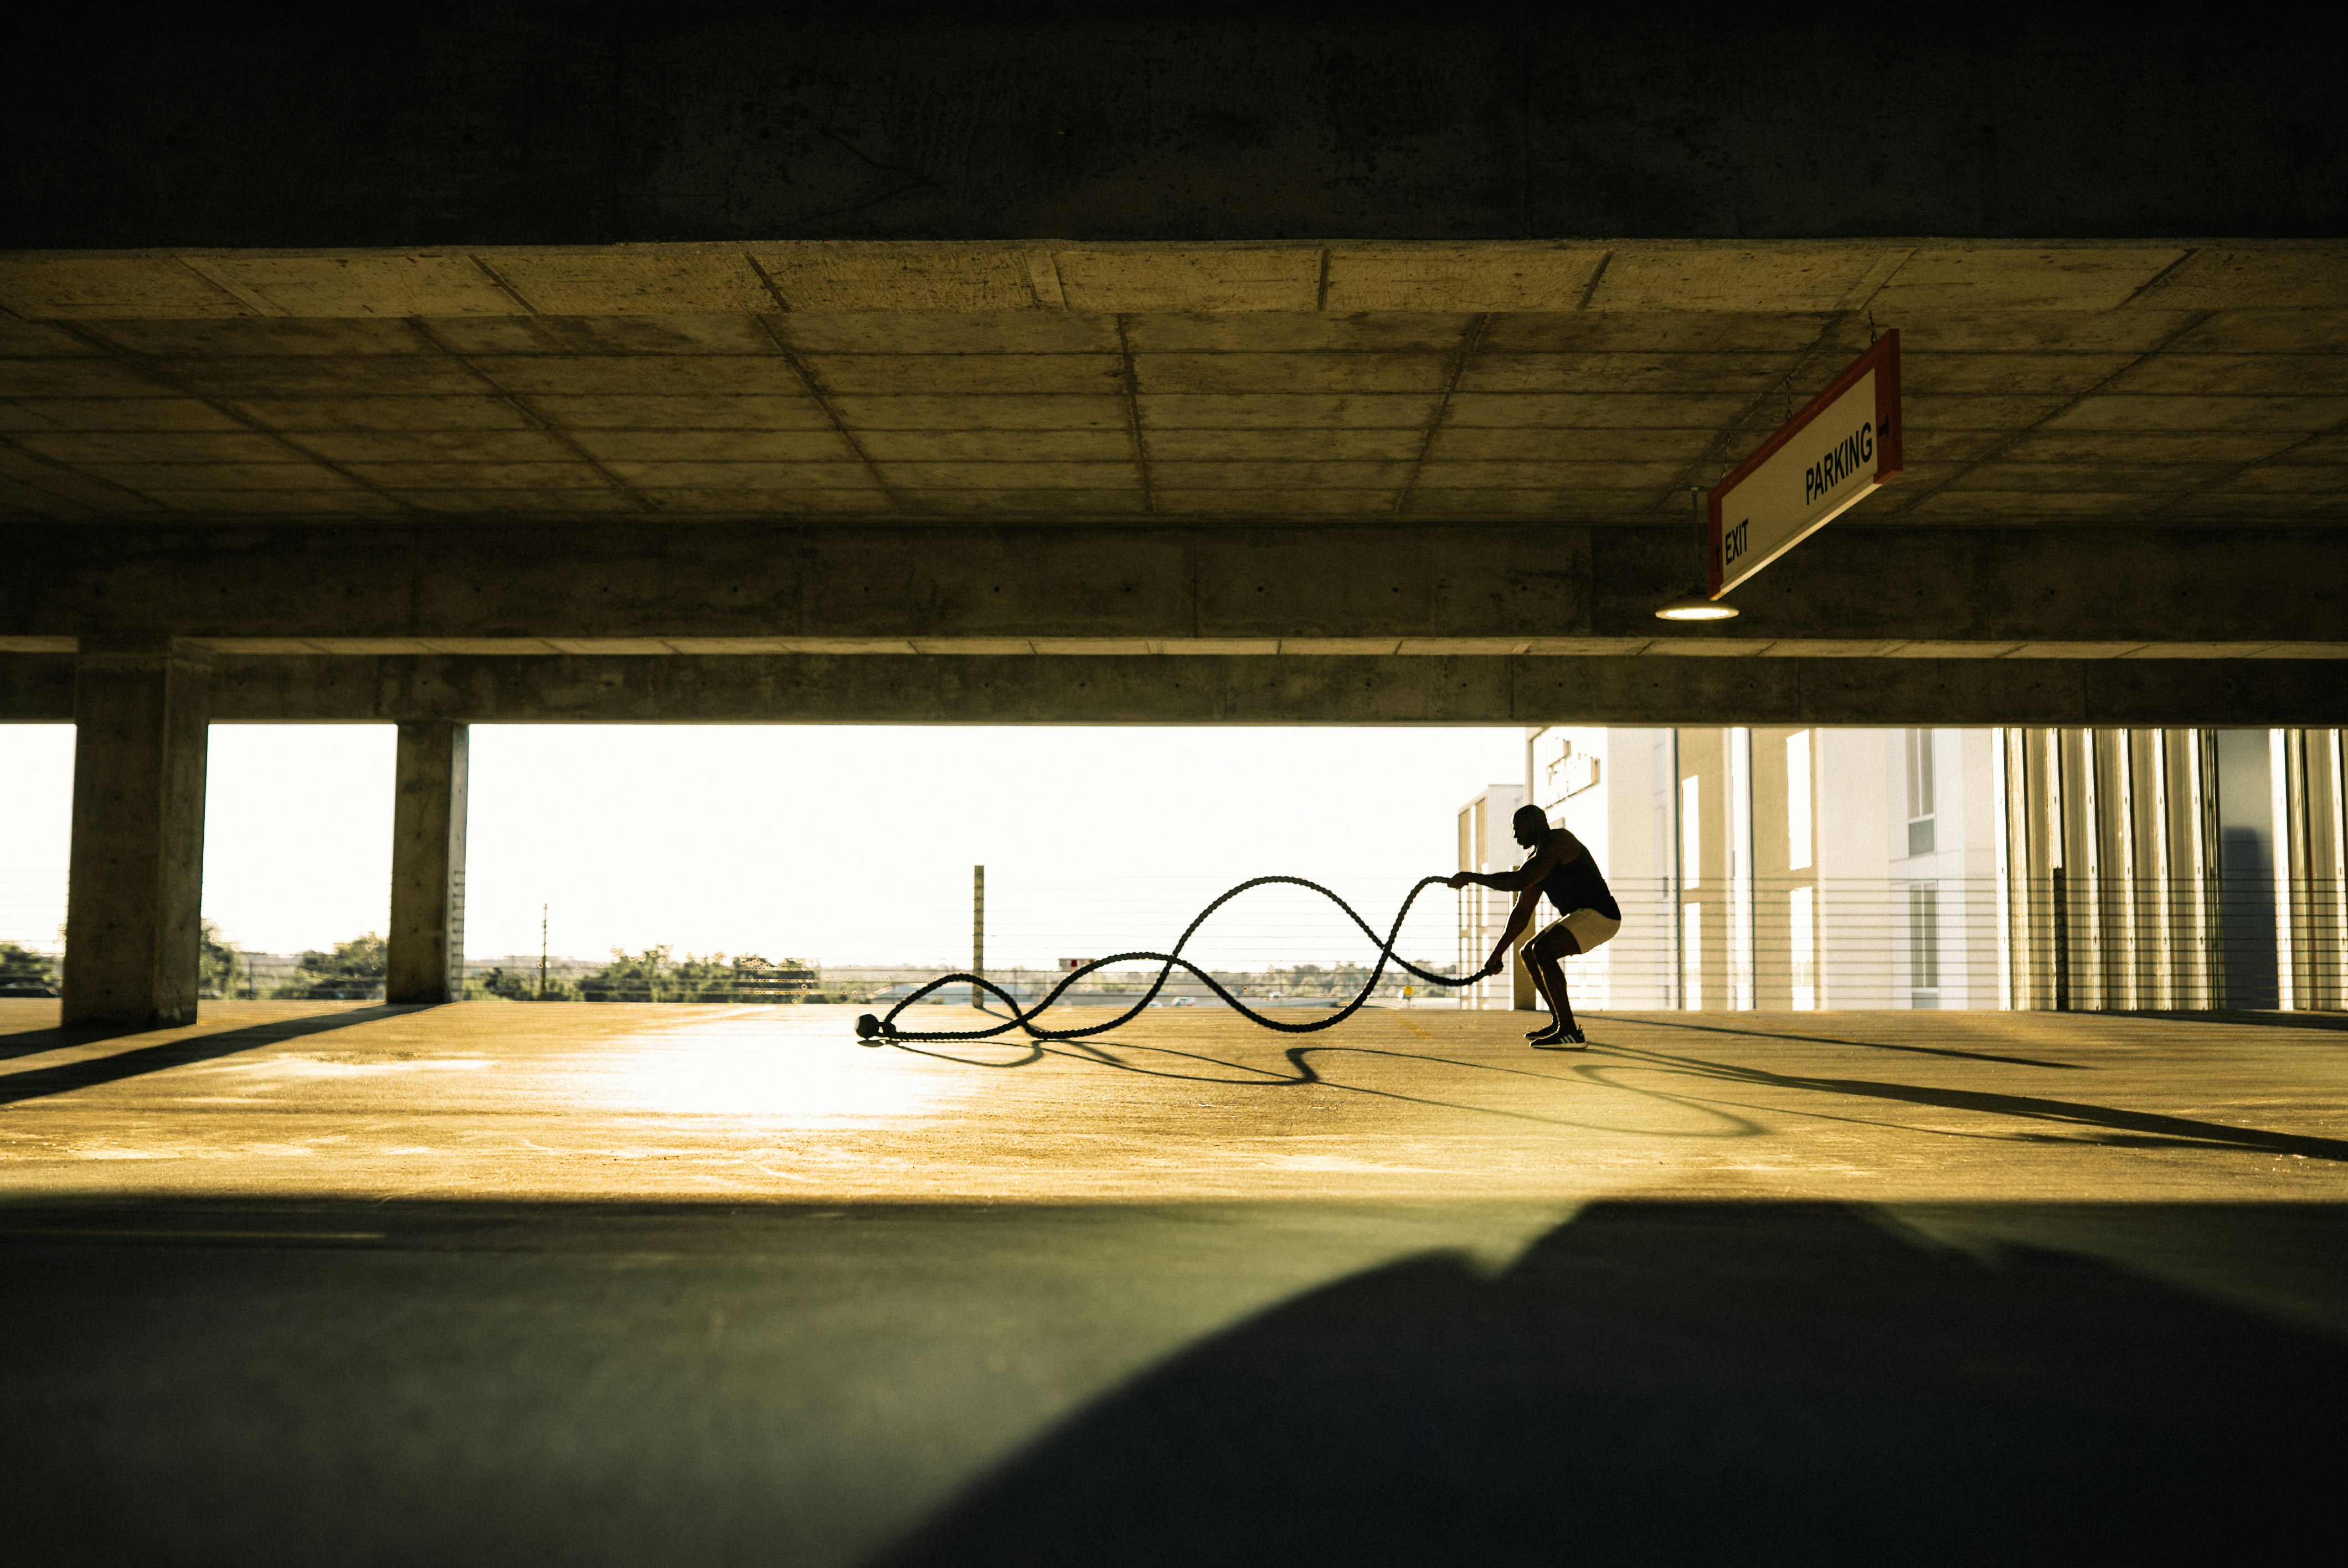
[{"xmin": 856, "ymin": 874, "xmax": 1479, "ymax": 1043}]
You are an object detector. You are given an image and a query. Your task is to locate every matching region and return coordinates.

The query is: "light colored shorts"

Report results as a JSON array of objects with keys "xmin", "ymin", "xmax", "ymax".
[{"xmin": 1544, "ymin": 908, "xmax": 1621, "ymax": 955}]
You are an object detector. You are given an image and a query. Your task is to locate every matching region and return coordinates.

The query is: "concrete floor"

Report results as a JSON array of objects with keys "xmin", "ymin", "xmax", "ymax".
[{"xmin": 3, "ymin": 999, "xmax": 2345, "ymax": 1564}]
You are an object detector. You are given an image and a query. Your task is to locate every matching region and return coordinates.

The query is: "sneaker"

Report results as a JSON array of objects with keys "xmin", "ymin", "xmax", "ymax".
[
  {"xmin": 1523, "ymin": 1021, "xmax": 1563, "ymax": 1041},
  {"xmin": 1542, "ymin": 1029, "xmax": 1589, "ymax": 1050}
]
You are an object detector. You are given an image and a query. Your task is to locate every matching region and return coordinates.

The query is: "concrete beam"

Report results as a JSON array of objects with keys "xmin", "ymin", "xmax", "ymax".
[
  {"xmin": 7, "ymin": 11, "xmax": 2344, "ymax": 246},
  {"xmin": 7, "ymin": 239, "xmax": 2338, "ymax": 320},
  {"xmin": 12, "ymin": 523, "xmax": 2347, "ymax": 654},
  {"xmin": 60, "ymin": 639, "xmax": 210, "ymax": 1028},
  {"xmin": 387, "ymin": 722, "xmax": 468, "ymax": 1006},
  {"xmin": 7, "ymin": 652, "xmax": 2345, "ymax": 728}
]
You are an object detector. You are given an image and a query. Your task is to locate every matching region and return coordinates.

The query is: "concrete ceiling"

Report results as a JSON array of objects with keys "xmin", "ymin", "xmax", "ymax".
[{"xmin": 4, "ymin": 240, "xmax": 2345, "ymax": 530}]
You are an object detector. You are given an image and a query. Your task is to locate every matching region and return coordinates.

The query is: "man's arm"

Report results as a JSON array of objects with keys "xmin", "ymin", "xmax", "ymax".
[
  {"xmin": 1453, "ymin": 831, "xmax": 1590, "ymax": 977},
  {"xmin": 1444, "ymin": 831, "xmax": 1583, "ymax": 893},
  {"xmin": 1479, "ymin": 881, "xmax": 1547, "ymax": 977},
  {"xmin": 1449, "ymin": 864, "xmax": 1533, "ymax": 893}
]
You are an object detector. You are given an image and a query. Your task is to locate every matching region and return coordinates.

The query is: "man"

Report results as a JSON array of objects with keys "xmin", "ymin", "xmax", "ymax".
[{"xmin": 1447, "ymin": 804, "xmax": 1621, "ymax": 1049}]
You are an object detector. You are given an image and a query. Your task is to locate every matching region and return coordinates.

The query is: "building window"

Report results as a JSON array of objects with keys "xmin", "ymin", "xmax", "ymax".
[
  {"xmin": 1681, "ymin": 775, "xmax": 1701, "ymax": 889},
  {"xmin": 1786, "ymin": 730, "xmax": 1813, "ymax": 871},
  {"xmin": 1790, "ymin": 884, "xmax": 1816, "ymax": 1010},
  {"xmin": 1682, "ymin": 902, "xmax": 1703, "ymax": 1009},
  {"xmin": 1906, "ymin": 729, "xmax": 1937, "ymax": 857},
  {"xmin": 1909, "ymin": 882, "xmax": 1940, "ymax": 1007}
]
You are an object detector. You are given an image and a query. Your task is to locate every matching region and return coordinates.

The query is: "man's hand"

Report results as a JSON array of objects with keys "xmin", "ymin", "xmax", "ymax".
[
  {"xmin": 1477, "ymin": 955, "xmax": 1506, "ymax": 979},
  {"xmin": 1445, "ymin": 872, "xmax": 1474, "ymax": 890}
]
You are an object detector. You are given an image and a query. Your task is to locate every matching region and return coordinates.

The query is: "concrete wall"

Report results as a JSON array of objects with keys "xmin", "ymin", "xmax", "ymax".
[
  {"xmin": 11, "ymin": 7, "xmax": 2345, "ymax": 247},
  {"xmin": 1813, "ymin": 731, "xmax": 1894, "ymax": 1008}
]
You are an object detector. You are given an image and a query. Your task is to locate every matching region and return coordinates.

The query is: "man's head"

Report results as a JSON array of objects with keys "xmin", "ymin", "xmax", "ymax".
[{"xmin": 1512, "ymin": 804, "xmax": 1549, "ymax": 849}]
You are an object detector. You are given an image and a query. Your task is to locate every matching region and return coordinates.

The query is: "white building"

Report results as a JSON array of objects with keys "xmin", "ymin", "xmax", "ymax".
[
  {"xmin": 1999, "ymin": 727, "xmax": 2347, "ymax": 1013},
  {"xmin": 1518, "ymin": 726, "xmax": 2001, "ymax": 1012},
  {"xmin": 1482, "ymin": 724, "xmax": 2345, "ymax": 1015}
]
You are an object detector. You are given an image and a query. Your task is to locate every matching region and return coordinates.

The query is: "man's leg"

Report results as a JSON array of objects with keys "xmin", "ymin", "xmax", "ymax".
[
  {"xmin": 1524, "ymin": 924, "xmax": 1582, "ymax": 1042},
  {"xmin": 1521, "ymin": 942, "xmax": 1559, "ymax": 1035}
]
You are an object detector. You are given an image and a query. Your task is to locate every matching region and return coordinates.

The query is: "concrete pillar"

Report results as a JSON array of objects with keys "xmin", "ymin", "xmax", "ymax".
[
  {"xmin": 1728, "ymin": 726, "xmax": 1754, "ymax": 1010},
  {"xmin": 2186, "ymin": 729, "xmax": 2221, "ymax": 1008},
  {"xmin": 2149, "ymin": 730, "xmax": 2175, "ymax": 1009},
  {"xmin": 1991, "ymin": 728, "xmax": 2016, "ymax": 1008},
  {"xmin": 2114, "ymin": 730, "xmax": 2140, "ymax": 1010},
  {"xmin": 63, "ymin": 639, "xmax": 213, "ymax": 1028},
  {"xmin": 387, "ymin": 721, "xmax": 468, "ymax": 1004}
]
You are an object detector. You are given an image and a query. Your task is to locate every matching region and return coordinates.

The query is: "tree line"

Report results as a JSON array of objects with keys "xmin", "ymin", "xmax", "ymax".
[
  {"xmin": 0, "ymin": 931, "xmax": 815, "ymax": 1004},
  {"xmin": 3, "ymin": 937, "xmax": 1425, "ymax": 1006},
  {"xmin": 470, "ymin": 945, "xmax": 816, "ymax": 1003}
]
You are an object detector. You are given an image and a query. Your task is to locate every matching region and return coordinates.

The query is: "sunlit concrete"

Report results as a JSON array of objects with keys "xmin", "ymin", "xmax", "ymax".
[
  {"xmin": 1, "ymin": 1000, "xmax": 2344, "ymax": 1206},
  {"xmin": 4, "ymin": 1000, "xmax": 2345, "ymax": 1564}
]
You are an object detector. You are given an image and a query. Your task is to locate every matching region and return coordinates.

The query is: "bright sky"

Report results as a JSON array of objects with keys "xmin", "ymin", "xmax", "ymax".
[{"xmin": 0, "ymin": 725, "xmax": 1526, "ymax": 973}]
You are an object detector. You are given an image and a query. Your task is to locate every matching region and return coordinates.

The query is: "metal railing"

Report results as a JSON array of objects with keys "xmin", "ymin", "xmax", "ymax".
[{"xmin": 6, "ymin": 866, "xmax": 2342, "ymax": 1013}]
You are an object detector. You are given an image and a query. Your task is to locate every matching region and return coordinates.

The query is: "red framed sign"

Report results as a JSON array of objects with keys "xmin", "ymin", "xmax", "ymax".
[{"xmin": 1706, "ymin": 330, "xmax": 1902, "ymax": 599}]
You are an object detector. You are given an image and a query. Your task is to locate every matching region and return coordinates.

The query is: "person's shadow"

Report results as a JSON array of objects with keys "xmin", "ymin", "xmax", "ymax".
[{"xmin": 881, "ymin": 1200, "xmax": 2347, "ymax": 1567}]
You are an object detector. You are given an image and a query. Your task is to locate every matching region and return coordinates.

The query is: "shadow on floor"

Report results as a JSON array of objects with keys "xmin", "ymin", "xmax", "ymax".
[
  {"xmin": 0, "ymin": 1005, "xmax": 420, "ymax": 1105},
  {"xmin": 883, "ymin": 1200, "xmax": 2347, "ymax": 1567},
  {"xmin": 1592, "ymin": 1035, "xmax": 2348, "ymax": 1164},
  {"xmin": 889, "ymin": 1028, "xmax": 2348, "ymax": 1164},
  {"xmin": 2108, "ymin": 1009, "xmax": 2348, "ymax": 1033},
  {"xmin": 1599, "ymin": 1013, "xmax": 2087, "ymax": 1069}
]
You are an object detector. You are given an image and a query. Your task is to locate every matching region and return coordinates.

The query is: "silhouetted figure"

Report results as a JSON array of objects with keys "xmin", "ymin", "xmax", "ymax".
[{"xmin": 1448, "ymin": 804, "xmax": 1619, "ymax": 1048}]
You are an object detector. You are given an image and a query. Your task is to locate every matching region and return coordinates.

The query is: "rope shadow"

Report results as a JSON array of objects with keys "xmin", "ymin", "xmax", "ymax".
[
  {"xmin": 876, "ymin": 1018, "xmax": 2348, "ymax": 1162},
  {"xmin": 882, "ymin": 1031, "xmax": 1765, "ymax": 1139}
]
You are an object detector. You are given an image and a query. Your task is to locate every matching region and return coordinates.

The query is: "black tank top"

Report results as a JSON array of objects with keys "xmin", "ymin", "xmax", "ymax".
[{"xmin": 1537, "ymin": 833, "xmax": 1620, "ymax": 922}]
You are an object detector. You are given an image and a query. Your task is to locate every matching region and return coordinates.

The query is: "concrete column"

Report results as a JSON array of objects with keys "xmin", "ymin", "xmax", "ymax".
[
  {"xmin": 2114, "ymin": 730, "xmax": 2140, "ymax": 1010},
  {"xmin": 2149, "ymin": 730, "xmax": 2175, "ymax": 1009},
  {"xmin": 2329, "ymin": 731, "xmax": 2347, "ymax": 1011},
  {"xmin": 63, "ymin": 639, "xmax": 213, "ymax": 1028},
  {"xmin": 2047, "ymin": 728, "xmax": 2071, "ymax": 1012},
  {"xmin": 1991, "ymin": 728, "xmax": 2015, "ymax": 1009},
  {"xmin": 387, "ymin": 721, "xmax": 469, "ymax": 1004},
  {"xmin": 1728, "ymin": 726, "xmax": 1754, "ymax": 1010},
  {"xmin": 2187, "ymin": 729, "xmax": 2221, "ymax": 1008}
]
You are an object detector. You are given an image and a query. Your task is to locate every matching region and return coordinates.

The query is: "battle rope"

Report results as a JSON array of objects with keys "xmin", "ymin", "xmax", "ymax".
[{"xmin": 855, "ymin": 874, "xmax": 1479, "ymax": 1044}]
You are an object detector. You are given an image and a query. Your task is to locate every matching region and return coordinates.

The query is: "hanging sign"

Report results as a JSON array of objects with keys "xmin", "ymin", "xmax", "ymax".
[{"xmin": 1707, "ymin": 331, "xmax": 1902, "ymax": 599}]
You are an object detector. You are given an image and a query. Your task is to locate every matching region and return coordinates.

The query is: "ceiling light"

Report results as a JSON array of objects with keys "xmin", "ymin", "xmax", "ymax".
[{"xmin": 1654, "ymin": 595, "xmax": 1740, "ymax": 622}]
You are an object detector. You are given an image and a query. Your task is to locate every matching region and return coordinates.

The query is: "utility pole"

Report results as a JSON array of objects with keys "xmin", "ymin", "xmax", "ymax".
[
  {"xmin": 972, "ymin": 865, "xmax": 985, "ymax": 1004},
  {"xmin": 538, "ymin": 904, "xmax": 548, "ymax": 1002}
]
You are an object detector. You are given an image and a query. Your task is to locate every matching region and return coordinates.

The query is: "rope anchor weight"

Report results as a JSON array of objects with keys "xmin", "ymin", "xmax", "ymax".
[{"xmin": 857, "ymin": 874, "xmax": 1479, "ymax": 1044}]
